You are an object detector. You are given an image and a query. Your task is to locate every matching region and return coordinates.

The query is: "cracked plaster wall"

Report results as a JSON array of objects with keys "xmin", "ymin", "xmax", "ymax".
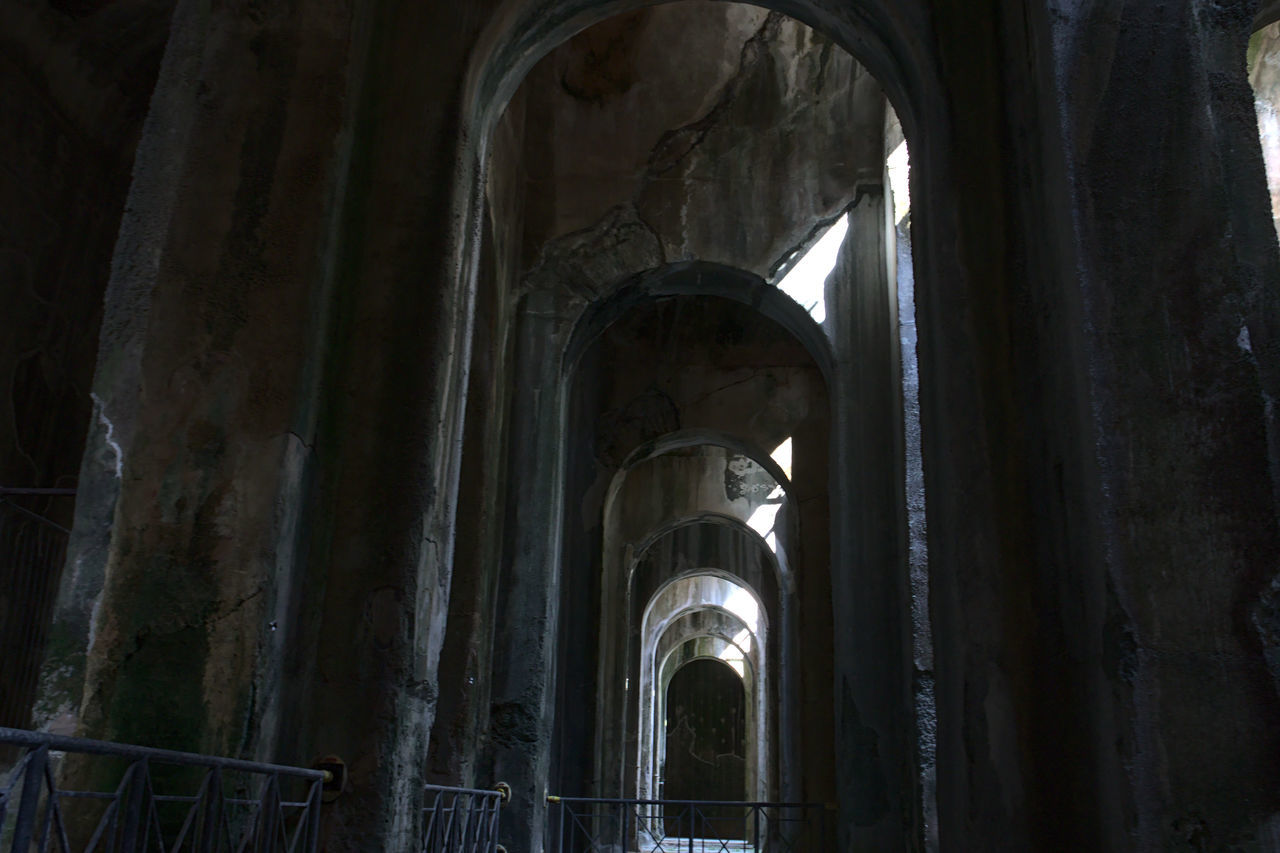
[{"xmin": 511, "ymin": 3, "xmax": 879, "ymax": 290}]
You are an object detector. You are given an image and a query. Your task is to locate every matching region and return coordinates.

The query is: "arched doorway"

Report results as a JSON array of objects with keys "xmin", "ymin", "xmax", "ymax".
[{"xmin": 663, "ymin": 658, "xmax": 749, "ymax": 841}]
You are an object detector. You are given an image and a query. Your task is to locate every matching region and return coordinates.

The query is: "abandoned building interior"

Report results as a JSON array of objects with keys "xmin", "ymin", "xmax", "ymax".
[{"xmin": 4, "ymin": 0, "xmax": 1280, "ymax": 850}]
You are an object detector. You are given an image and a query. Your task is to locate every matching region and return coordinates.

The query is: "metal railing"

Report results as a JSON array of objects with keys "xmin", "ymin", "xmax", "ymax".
[
  {"xmin": 421, "ymin": 782, "xmax": 508, "ymax": 853},
  {"xmin": 0, "ymin": 727, "xmax": 326, "ymax": 852},
  {"xmin": 545, "ymin": 797, "xmax": 833, "ymax": 853},
  {"xmin": 0, "ymin": 494, "xmax": 71, "ymax": 729}
]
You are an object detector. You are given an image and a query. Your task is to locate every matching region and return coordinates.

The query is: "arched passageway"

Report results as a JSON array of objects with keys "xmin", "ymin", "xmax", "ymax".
[
  {"xmin": 440, "ymin": 4, "xmax": 913, "ymax": 849},
  {"xmin": 550, "ymin": 283, "xmax": 836, "ymax": 818},
  {"xmin": 27, "ymin": 0, "xmax": 1280, "ymax": 849},
  {"xmin": 639, "ymin": 570, "xmax": 769, "ymax": 802},
  {"xmin": 663, "ymin": 658, "xmax": 749, "ymax": 804}
]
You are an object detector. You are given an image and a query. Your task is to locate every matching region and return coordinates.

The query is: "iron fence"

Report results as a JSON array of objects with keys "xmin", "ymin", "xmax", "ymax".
[
  {"xmin": 0, "ymin": 494, "xmax": 71, "ymax": 729},
  {"xmin": 545, "ymin": 797, "xmax": 833, "ymax": 853},
  {"xmin": 421, "ymin": 782, "xmax": 507, "ymax": 853},
  {"xmin": 0, "ymin": 727, "xmax": 326, "ymax": 852}
]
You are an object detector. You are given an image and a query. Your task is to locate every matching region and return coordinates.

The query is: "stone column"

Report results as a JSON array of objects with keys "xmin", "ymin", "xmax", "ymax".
[
  {"xmin": 53, "ymin": 0, "xmax": 364, "ymax": 764},
  {"xmin": 45, "ymin": 1, "xmax": 508, "ymax": 848},
  {"xmin": 489, "ymin": 290, "xmax": 579, "ymax": 853},
  {"xmin": 1040, "ymin": 1, "xmax": 1280, "ymax": 847},
  {"xmin": 825, "ymin": 186, "xmax": 914, "ymax": 850},
  {"xmin": 282, "ymin": 0, "xmax": 504, "ymax": 843},
  {"xmin": 776, "ymin": 560, "xmax": 801, "ymax": 804}
]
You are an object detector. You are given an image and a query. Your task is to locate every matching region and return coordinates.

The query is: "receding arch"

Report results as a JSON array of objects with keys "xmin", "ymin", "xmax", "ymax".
[
  {"xmin": 1259, "ymin": 1, "xmax": 1280, "ymax": 30},
  {"xmin": 563, "ymin": 261, "xmax": 836, "ymax": 384},
  {"xmin": 658, "ymin": 642, "xmax": 756, "ymax": 805},
  {"xmin": 629, "ymin": 514, "xmax": 787, "ymax": 593},
  {"xmin": 597, "ymin": 514, "xmax": 793, "ymax": 804},
  {"xmin": 463, "ymin": 6, "xmax": 924, "ymax": 850},
  {"xmin": 617, "ymin": 428, "xmax": 794, "ymax": 497},
  {"xmin": 643, "ymin": 571, "xmax": 768, "ymax": 641},
  {"xmin": 640, "ymin": 572, "xmax": 769, "ymax": 803},
  {"xmin": 605, "ymin": 453, "xmax": 792, "ymax": 556},
  {"xmin": 462, "ymin": 0, "xmax": 937, "ymax": 155}
]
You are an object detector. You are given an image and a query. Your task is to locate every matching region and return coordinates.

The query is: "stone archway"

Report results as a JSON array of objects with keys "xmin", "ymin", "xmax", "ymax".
[
  {"xmin": 662, "ymin": 657, "xmax": 750, "ymax": 807},
  {"xmin": 453, "ymin": 7, "xmax": 940, "ymax": 848}
]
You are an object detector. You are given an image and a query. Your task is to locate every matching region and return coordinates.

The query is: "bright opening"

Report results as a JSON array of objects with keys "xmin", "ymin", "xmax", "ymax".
[
  {"xmin": 770, "ymin": 436, "xmax": 792, "ymax": 480},
  {"xmin": 1250, "ymin": 22, "xmax": 1280, "ymax": 242},
  {"xmin": 718, "ymin": 631, "xmax": 751, "ymax": 677},
  {"xmin": 720, "ymin": 587, "xmax": 759, "ymax": 643},
  {"xmin": 746, "ymin": 501, "xmax": 781, "ymax": 552},
  {"xmin": 775, "ymin": 215, "xmax": 849, "ymax": 323},
  {"xmin": 887, "ymin": 138, "xmax": 911, "ymax": 225},
  {"xmin": 745, "ymin": 437, "xmax": 791, "ymax": 552}
]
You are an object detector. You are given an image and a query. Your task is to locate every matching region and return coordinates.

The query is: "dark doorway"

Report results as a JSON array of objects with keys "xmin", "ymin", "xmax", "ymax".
[{"xmin": 663, "ymin": 657, "xmax": 748, "ymax": 840}]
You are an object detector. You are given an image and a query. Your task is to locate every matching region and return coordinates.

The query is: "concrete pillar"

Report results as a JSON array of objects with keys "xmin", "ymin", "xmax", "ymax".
[
  {"xmin": 892, "ymin": 170, "xmax": 935, "ymax": 850},
  {"xmin": 48, "ymin": 1, "xmax": 504, "ymax": 847},
  {"xmin": 1039, "ymin": 1, "xmax": 1280, "ymax": 847},
  {"xmin": 776, "ymin": 556, "xmax": 802, "ymax": 805},
  {"xmin": 911, "ymin": 2, "xmax": 1280, "ymax": 847},
  {"xmin": 224, "ymin": 1, "xmax": 493, "ymax": 845},
  {"xmin": 826, "ymin": 186, "xmax": 914, "ymax": 850},
  {"xmin": 51, "ymin": 0, "xmax": 363, "ymax": 762},
  {"xmin": 490, "ymin": 290, "xmax": 578, "ymax": 853}
]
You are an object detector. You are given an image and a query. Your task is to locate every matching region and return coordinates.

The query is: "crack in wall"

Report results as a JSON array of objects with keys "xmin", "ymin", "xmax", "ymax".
[
  {"xmin": 523, "ymin": 203, "xmax": 665, "ymax": 299},
  {"xmin": 643, "ymin": 14, "xmax": 783, "ymax": 181},
  {"xmin": 90, "ymin": 392, "xmax": 123, "ymax": 479}
]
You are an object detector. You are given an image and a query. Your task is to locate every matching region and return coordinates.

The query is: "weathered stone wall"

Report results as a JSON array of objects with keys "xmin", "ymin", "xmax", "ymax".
[
  {"xmin": 37, "ymin": 2, "xmax": 381, "ymax": 837},
  {"xmin": 1034, "ymin": 1, "xmax": 1280, "ymax": 848},
  {"xmin": 426, "ymin": 86, "xmax": 528, "ymax": 788},
  {"xmin": 515, "ymin": 4, "xmax": 879, "ymax": 283}
]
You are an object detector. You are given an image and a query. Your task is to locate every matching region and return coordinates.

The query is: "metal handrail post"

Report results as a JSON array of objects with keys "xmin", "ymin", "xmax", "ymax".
[
  {"xmin": 441, "ymin": 793, "xmax": 457, "ymax": 848},
  {"xmin": 36, "ymin": 771, "xmax": 55, "ymax": 853},
  {"xmin": 10, "ymin": 745, "xmax": 47, "ymax": 853},
  {"xmin": 424, "ymin": 788, "xmax": 441, "ymax": 851},
  {"xmin": 118, "ymin": 759, "xmax": 148, "ymax": 853},
  {"xmin": 304, "ymin": 777, "xmax": 324, "ymax": 853},
  {"xmin": 260, "ymin": 773, "xmax": 281, "ymax": 849},
  {"xmin": 456, "ymin": 794, "xmax": 469, "ymax": 850},
  {"xmin": 42, "ymin": 762, "xmax": 71, "ymax": 853},
  {"xmin": 198, "ymin": 767, "xmax": 221, "ymax": 853},
  {"xmin": 556, "ymin": 796, "xmax": 563, "ymax": 853}
]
